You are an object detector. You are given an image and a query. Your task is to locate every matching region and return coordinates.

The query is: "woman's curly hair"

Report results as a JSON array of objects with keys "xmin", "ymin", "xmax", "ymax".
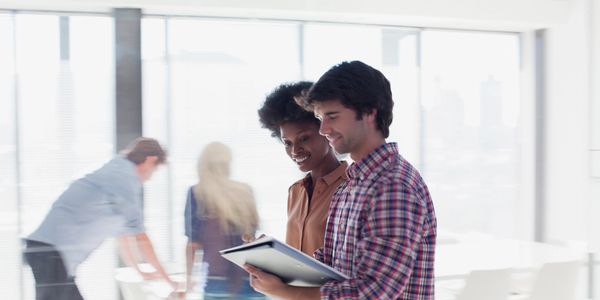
[{"xmin": 257, "ymin": 81, "xmax": 316, "ymax": 139}]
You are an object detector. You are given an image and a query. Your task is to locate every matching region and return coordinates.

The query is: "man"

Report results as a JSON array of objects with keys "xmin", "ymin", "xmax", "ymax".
[
  {"xmin": 245, "ymin": 61, "xmax": 437, "ymax": 299},
  {"xmin": 23, "ymin": 137, "xmax": 176, "ymax": 300}
]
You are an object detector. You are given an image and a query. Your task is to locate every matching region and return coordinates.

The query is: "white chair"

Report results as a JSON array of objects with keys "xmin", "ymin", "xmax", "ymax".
[
  {"xmin": 437, "ymin": 268, "xmax": 511, "ymax": 300},
  {"xmin": 510, "ymin": 260, "xmax": 580, "ymax": 300}
]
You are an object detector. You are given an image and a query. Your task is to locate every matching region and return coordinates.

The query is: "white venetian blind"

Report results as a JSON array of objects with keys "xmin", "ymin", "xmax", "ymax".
[{"xmin": 9, "ymin": 13, "xmax": 116, "ymax": 300}]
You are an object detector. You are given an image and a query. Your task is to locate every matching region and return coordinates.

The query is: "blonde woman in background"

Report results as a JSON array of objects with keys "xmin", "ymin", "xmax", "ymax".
[{"xmin": 184, "ymin": 142, "xmax": 265, "ymax": 300}]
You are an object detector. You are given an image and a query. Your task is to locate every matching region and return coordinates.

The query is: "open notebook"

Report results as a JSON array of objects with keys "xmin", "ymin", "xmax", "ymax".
[{"xmin": 219, "ymin": 236, "xmax": 349, "ymax": 287}]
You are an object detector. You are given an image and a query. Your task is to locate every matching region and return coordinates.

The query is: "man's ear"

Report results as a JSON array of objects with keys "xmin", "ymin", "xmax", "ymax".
[
  {"xmin": 364, "ymin": 109, "xmax": 377, "ymax": 124},
  {"xmin": 143, "ymin": 156, "xmax": 158, "ymax": 166}
]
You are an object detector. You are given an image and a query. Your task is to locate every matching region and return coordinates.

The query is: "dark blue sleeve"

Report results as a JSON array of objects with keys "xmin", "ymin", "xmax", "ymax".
[{"xmin": 184, "ymin": 187, "xmax": 202, "ymax": 242}]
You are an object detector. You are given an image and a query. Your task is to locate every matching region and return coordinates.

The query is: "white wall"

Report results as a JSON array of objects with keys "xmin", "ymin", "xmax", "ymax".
[
  {"xmin": 589, "ymin": 1, "xmax": 600, "ymax": 255},
  {"xmin": 544, "ymin": 0, "xmax": 599, "ymax": 253},
  {"xmin": 588, "ymin": 0, "xmax": 600, "ymax": 253}
]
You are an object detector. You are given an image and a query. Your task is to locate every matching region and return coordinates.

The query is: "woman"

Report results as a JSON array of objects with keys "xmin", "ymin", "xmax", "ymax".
[
  {"xmin": 184, "ymin": 142, "xmax": 264, "ymax": 300},
  {"xmin": 258, "ymin": 82, "xmax": 348, "ymax": 256}
]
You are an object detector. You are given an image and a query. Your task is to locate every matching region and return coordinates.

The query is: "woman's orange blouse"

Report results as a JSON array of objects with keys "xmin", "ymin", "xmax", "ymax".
[{"xmin": 285, "ymin": 161, "xmax": 348, "ymax": 256}]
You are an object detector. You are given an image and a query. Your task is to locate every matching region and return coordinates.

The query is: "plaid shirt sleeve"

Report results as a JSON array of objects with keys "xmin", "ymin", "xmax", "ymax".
[
  {"xmin": 314, "ymin": 247, "xmax": 324, "ymax": 262},
  {"xmin": 320, "ymin": 179, "xmax": 432, "ymax": 299}
]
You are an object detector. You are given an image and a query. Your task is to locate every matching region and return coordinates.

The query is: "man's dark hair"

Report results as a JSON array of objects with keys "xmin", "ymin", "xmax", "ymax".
[
  {"xmin": 301, "ymin": 61, "xmax": 394, "ymax": 138},
  {"xmin": 121, "ymin": 137, "xmax": 167, "ymax": 165},
  {"xmin": 257, "ymin": 81, "xmax": 316, "ymax": 139}
]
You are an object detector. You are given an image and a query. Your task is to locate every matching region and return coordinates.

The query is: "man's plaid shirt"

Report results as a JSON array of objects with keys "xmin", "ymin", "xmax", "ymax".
[{"xmin": 315, "ymin": 143, "xmax": 437, "ymax": 299}]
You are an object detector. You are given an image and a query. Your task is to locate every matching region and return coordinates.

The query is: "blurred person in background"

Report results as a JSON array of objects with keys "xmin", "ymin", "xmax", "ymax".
[
  {"xmin": 23, "ymin": 137, "xmax": 177, "ymax": 300},
  {"xmin": 257, "ymin": 81, "xmax": 348, "ymax": 256},
  {"xmin": 184, "ymin": 141, "xmax": 265, "ymax": 300}
]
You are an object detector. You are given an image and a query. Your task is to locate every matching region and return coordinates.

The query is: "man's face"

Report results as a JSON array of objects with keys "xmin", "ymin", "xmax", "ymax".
[
  {"xmin": 313, "ymin": 99, "xmax": 369, "ymax": 156},
  {"xmin": 280, "ymin": 120, "xmax": 333, "ymax": 173},
  {"xmin": 138, "ymin": 156, "xmax": 160, "ymax": 183}
]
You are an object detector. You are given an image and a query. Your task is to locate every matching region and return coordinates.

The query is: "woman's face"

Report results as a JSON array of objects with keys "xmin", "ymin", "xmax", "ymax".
[{"xmin": 280, "ymin": 121, "xmax": 333, "ymax": 173}]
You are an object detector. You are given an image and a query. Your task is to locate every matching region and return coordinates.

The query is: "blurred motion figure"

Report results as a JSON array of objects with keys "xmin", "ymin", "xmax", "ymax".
[
  {"xmin": 184, "ymin": 142, "xmax": 264, "ymax": 299},
  {"xmin": 23, "ymin": 137, "xmax": 176, "ymax": 300}
]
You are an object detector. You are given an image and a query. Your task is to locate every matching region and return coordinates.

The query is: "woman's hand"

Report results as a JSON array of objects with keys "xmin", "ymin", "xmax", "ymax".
[{"xmin": 241, "ymin": 233, "xmax": 266, "ymax": 243}]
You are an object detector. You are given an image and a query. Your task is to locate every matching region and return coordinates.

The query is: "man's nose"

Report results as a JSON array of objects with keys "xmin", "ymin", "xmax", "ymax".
[{"xmin": 319, "ymin": 119, "xmax": 330, "ymax": 136}]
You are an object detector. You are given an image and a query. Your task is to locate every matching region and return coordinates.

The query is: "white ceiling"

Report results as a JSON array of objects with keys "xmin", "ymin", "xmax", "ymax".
[{"xmin": 0, "ymin": 0, "xmax": 573, "ymax": 31}]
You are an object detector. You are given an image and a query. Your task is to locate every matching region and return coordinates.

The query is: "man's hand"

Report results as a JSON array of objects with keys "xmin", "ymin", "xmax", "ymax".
[
  {"xmin": 244, "ymin": 264, "xmax": 321, "ymax": 300},
  {"xmin": 244, "ymin": 264, "xmax": 287, "ymax": 297},
  {"xmin": 137, "ymin": 269, "xmax": 180, "ymax": 290},
  {"xmin": 168, "ymin": 290, "xmax": 187, "ymax": 300},
  {"xmin": 169, "ymin": 280, "xmax": 184, "ymax": 291},
  {"xmin": 138, "ymin": 270, "xmax": 162, "ymax": 281}
]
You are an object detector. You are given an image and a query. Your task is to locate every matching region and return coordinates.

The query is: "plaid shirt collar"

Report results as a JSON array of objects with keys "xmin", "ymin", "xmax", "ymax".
[{"xmin": 346, "ymin": 142, "xmax": 399, "ymax": 181}]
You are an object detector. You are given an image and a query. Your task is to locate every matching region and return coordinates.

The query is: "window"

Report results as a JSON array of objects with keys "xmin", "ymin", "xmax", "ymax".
[
  {"xmin": 420, "ymin": 30, "xmax": 521, "ymax": 238},
  {"xmin": 3, "ymin": 13, "xmax": 115, "ymax": 300},
  {"xmin": 302, "ymin": 24, "xmax": 421, "ymax": 163},
  {"xmin": 3, "ymin": 11, "xmax": 526, "ymax": 300},
  {"xmin": 142, "ymin": 19, "xmax": 526, "ymax": 265}
]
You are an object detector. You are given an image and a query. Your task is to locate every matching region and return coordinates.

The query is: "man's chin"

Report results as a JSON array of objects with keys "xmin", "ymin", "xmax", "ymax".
[{"xmin": 332, "ymin": 146, "xmax": 348, "ymax": 155}]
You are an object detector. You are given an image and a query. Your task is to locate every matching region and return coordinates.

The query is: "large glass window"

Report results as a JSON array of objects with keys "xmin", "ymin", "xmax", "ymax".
[
  {"xmin": 420, "ymin": 30, "xmax": 521, "ymax": 238},
  {"xmin": 3, "ymin": 11, "xmax": 528, "ymax": 300},
  {"xmin": 302, "ymin": 24, "xmax": 421, "ymax": 164},
  {"xmin": 140, "ymin": 21, "xmax": 534, "ymax": 291},
  {"xmin": 141, "ymin": 18, "xmax": 526, "ymax": 259},
  {"xmin": 140, "ymin": 21, "xmax": 533, "ymax": 298},
  {"xmin": 3, "ymin": 13, "xmax": 115, "ymax": 300}
]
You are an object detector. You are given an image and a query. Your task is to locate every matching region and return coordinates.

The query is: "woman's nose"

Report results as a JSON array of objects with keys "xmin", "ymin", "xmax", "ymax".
[{"xmin": 290, "ymin": 143, "xmax": 302, "ymax": 155}]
